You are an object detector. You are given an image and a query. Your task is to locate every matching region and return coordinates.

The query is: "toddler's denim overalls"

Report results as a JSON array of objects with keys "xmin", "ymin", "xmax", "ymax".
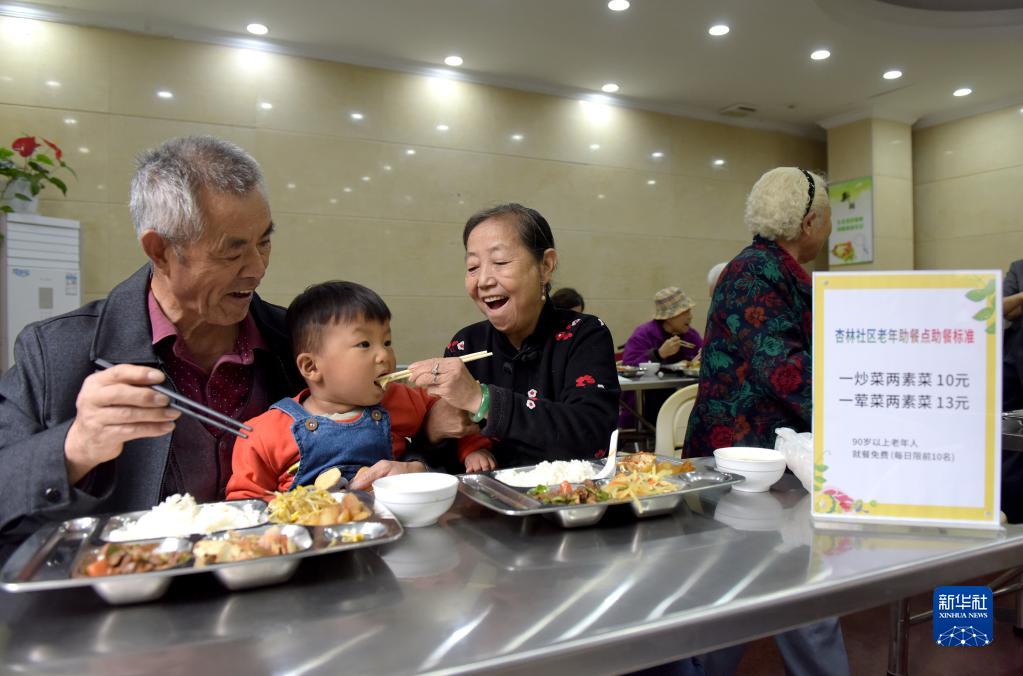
[{"xmin": 271, "ymin": 397, "xmax": 392, "ymax": 488}]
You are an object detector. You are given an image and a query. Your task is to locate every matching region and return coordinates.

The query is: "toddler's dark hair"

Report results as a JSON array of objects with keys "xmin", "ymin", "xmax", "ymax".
[{"xmin": 287, "ymin": 281, "xmax": 391, "ymax": 355}]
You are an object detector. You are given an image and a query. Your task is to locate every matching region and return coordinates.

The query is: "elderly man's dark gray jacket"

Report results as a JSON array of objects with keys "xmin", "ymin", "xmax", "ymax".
[{"xmin": 0, "ymin": 265, "xmax": 303, "ymax": 541}]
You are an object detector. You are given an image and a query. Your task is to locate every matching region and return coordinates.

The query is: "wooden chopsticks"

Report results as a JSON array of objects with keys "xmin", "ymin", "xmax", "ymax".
[
  {"xmin": 93, "ymin": 358, "xmax": 253, "ymax": 439},
  {"xmin": 376, "ymin": 351, "xmax": 493, "ymax": 387},
  {"xmin": 679, "ymin": 340, "xmax": 696, "ymax": 349}
]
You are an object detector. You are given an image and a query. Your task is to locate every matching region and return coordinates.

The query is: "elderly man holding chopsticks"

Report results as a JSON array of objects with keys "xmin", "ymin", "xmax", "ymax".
[{"xmin": 0, "ymin": 136, "xmax": 309, "ymax": 540}]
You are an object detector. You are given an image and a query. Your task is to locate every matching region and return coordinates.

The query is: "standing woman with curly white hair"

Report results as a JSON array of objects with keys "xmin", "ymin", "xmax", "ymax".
[
  {"xmin": 686, "ymin": 166, "xmax": 830, "ymax": 456},
  {"xmin": 681, "ymin": 166, "xmax": 848, "ymax": 676}
]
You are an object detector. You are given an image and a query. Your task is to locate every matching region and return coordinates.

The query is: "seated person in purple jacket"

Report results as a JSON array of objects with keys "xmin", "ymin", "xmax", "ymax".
[{"xmin": 619, "ymin": 287, "xmax": 703, "ymax": 427}]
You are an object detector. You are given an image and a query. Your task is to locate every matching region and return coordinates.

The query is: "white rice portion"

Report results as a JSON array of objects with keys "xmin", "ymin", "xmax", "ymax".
[
  {"xmin": 106, "ymin": 493, "xmax": 263, "ymax": 542},
  {"xmin": 494, "ymin": 460, "xmax": 596, "ymax": 487}
]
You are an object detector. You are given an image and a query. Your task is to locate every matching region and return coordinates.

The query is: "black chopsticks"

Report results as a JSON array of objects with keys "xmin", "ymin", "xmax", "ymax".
[{"xmin": 93, "ymin": 358, "xmax": 252, "ymax": 439}]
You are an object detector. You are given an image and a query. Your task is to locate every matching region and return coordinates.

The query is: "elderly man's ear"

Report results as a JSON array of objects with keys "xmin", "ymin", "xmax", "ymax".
[{"xmin": 140, "ymin": 230, "xmax": 176, "ymax": 274}]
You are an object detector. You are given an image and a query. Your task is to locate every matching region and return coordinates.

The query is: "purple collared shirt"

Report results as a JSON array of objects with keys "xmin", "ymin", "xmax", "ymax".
[{"xmin": 148, "ymin": 291, "xmax": 268, "ymax": 437}]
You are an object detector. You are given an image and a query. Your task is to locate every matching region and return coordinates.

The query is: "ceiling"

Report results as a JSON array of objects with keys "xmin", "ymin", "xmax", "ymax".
[{"xmin": 2, "ymin": 0, "xmax": 1022, "ymax": 137}]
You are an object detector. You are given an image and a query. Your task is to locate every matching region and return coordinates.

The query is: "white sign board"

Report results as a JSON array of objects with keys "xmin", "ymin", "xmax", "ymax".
[{"xmin": 813, "ymin": 271, "xmax": 1001, "ymax": 529}]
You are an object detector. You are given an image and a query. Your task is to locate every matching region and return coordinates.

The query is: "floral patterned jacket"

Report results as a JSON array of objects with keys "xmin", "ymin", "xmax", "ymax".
[{"xmin": 684, "ymin": 236, "xmax": 812, "ymax": 457}]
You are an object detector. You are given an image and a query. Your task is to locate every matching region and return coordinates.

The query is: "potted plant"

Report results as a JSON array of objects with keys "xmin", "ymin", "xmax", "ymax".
[{"xmin": 0, "ymin": 135, "xmax": 77, "ymax": 215}]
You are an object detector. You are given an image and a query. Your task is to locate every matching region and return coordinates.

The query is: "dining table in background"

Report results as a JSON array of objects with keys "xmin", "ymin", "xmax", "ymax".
[
  {"xmin": 618, "ymin": 371, "xmax": 698, "ymax": 431},
  {"xmin": 3, "ymin": 465, "xmax": 1022, "ymax": 675}
]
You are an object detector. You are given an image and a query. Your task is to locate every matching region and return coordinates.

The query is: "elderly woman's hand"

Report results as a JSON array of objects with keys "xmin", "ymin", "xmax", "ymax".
[
  {"xmin": 658, "ymin": 335, "xmax": 684, "ymax": 360},
  {"xmin": 422, "ymin": 399, "xmax": 480, "ymax": 444},
  {"xmin": 408, "ymin": 357, "xmax": 484, "ymax": 413},
  {"xmin": 349, "ymin": 459, "xmax": 427, "ymax": 491}
]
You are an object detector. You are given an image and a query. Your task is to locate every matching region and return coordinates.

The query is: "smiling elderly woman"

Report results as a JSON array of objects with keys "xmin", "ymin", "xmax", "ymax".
[
  {"xmin": 684, "ymin": 166, "xmax": 832, "ymax": 458},
  {"xmin": 407, "ymin": 203, "xmax": 620, "ymax": 470}
]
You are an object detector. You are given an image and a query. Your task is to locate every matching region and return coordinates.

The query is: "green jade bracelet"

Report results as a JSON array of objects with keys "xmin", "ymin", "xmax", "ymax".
[{"xmin": 470, "ymin": 382, "xmax": 490, "ymax": 423}]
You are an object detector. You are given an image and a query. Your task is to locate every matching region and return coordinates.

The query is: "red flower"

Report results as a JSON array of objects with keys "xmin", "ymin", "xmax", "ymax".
[
  {"xmin": 744, "ymin": 306, "xmax": 767, "ymax": 328},
  {"xmin": 735, "ymin": 362, "xmax": 749, "ymax": 383},
  {"xmin": 734, "ymin": 415, "xmax": 750, "ymax": 440},
  {"xmin": 769, "ymin": 363, "xmax": 803, "ymax": 395},
  {"xmin": 575, "ymin": 374, "xmax": 596, "ymax": 388},
  {"xmin": 43, "ymin": 138, "xmax": 63, "ymax": 161},
  {"xmin": 709, "ymin": 425, "xmax": 734, "ymax": 449},
  {"xmin": 12, "ymin": 136, "xmax": 39, "ymax": 158},
  {"xmin": 555, "ymin": 331, "xmax": 573, "ymax": 341}
]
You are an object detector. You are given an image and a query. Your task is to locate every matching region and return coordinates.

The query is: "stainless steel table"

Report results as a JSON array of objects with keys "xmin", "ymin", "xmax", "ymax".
[
  {"xmin": 3, "ymin": 468, "xmax": 1023, "ymax": 675},
  {"xmin": 618, "ymin": 373, "xmax": 698, "ymax": 432}
]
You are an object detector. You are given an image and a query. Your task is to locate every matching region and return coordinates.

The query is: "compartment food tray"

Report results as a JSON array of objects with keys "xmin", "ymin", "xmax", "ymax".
[
  {"xmin": 1, "ymin": 494, "xmax": 403, "ymax": 604},
  {"xmin": 459, "ymin": 455, "xmax": 743, "ymax": 528}
]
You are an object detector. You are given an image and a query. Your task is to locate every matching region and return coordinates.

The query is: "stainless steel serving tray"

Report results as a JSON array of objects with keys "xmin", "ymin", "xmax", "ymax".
[
  {"xmin": 660, "ymin": 363, "xmax": 700, "ymax": 377},
  {"xmin": 0, "ymin": 495, "xmax": 403, "ymax": 605},
  {"xmin": 459, "ymin": 455, "xmax": 743, "ymax": 529}
]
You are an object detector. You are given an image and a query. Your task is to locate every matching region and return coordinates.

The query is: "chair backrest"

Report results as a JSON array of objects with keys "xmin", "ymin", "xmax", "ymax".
[{"xmin": 654, "ymin": 383, "xmax": 700, "ymax": 457}]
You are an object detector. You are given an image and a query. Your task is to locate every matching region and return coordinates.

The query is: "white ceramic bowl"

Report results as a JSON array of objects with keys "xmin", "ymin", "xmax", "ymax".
[
  {"xmin": 372, "ymin": 472, "xmax": 458, "ymax": 527},
  {"xmin": 713, "ymin": 446, "xmax": 786, "ymax": 493},
  {"xmin": 639, "ymin": 361, "xmax": 660, "ymax": 374}
]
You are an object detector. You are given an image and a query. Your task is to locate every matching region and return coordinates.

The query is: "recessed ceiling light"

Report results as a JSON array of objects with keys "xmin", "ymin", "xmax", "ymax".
[
  {"xmin": 444, "ymin": 55, "xmax": 463, "ymax": 67},
  {"xmin": 651, "ymin": 151, "xmax": 664, "ymax": 159},
  {"xmin": 436, "ymin": 124, "xmax": 449, "ymax": 131},
  {"xmin": 510, "ymin": 133, "xmax": 524, "ymax": 141},
  {"xmin": 953, "ymin": 87, "xmax": 972, "ymax": 97},
  {"xmin": 589, "ymin": 143, "xmax": 601, "ymax": 150},
  {"xmin": 708, "ymin": 24, "xmax": 730, "ymax": 37},
  {"xmin": 78, "ymin": 146, "xmax": 90, "ymax": 154},
  {"xmin": 601, "ymin": 83, "xmax": 620, "ymax": 93},
  {"xmin": 286, "ymin": 182, "xmax": 295, "ymax": 189},
  {"xmin": 607, "ymin": 0, "xmax": 630, "ymax": 11},
  {"xmin": 383, "ymin": 164, "xmax": 392, "ymax": 171},
  {"xmin": 157, "ymin": 90, "xmax": 174, "ymax": 99},
  {"xmin": 883, "ymin": 70, "xmax": 903, "ymax": 80},
  {"xmin": 597, "ymin": 194, "xmax": 606, "ymax": 199},
  {"xmin": 350, "ymin": 112, "xmax": 364, "ymax": 121},
  {"xmin": 810, "ymin": 49, "xmax": 831, "ymax": 61},
  {"xmin": 713, "ymin": 158, "xmax": 726, "ymax": 166},
  {"xmin": 647, "ymin": 179, "xmax": 657, "ymax": 185},
  {"xmin": 405, "ymin": 149, "xmax": 416, "ymax": 156},
  {"xmin": 246, "ymin": 23, "xmax": 268, "ymax": 36},
  {"xmin": 343, "ymin": 187, "xmax": 353, "ymax": 193},
  {"xmin": 259, "ymin": 101, "xmax": 273, "ymax": 110},
  {"xmin": 362, "ymin": 176, "xmax": 371, "ymax": 182},
  {"xmin": 63, "ymin": 117, "xmax": 77, "ymax": 125},
  {"xmin": 329, "ymin": 198, "xmax": 338, "ymax": 204},
  {"xmin": 44, "ymin": 80, "xmax": 60, "ymax": 88}
]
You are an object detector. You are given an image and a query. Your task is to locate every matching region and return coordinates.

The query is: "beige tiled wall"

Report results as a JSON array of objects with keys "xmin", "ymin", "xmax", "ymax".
[
  {"xmin": 0, "ymin": 18, "xmax": 824, "ymax": 359},
  {"xmin": 914, "ymin": 106, "xmax": 1023, "ymax": 275},
  {"xmin": 827, "ymin": 118, "xmax": 914, "ymax": 271}
]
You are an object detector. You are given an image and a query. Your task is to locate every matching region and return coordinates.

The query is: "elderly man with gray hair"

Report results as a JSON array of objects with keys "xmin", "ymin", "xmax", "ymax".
[{"xmin": 0, "ymin": 136, "xmax": 305, "ymax": 540}]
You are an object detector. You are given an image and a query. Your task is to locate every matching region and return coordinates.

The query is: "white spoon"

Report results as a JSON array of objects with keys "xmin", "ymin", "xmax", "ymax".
[{"xmin": 594, "ymin": 429, "xmax": 620, "ymax": 480}]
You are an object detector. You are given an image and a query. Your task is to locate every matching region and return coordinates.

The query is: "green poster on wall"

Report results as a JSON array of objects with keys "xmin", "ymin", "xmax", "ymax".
[{"xmin": 827, "ymin": 176, "xmax": 873, "ymax": 266}]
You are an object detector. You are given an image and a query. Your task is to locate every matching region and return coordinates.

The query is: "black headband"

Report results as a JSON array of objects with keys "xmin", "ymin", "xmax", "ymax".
[{"xmin": 800, "ymin": 169, "xmax": 816, "ymax": 219}]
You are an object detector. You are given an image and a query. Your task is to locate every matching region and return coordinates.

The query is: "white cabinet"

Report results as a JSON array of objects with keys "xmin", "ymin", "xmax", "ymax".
[{"xmin": 0, "ymin": 213, "xmax": 81, "ymax": 371}]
